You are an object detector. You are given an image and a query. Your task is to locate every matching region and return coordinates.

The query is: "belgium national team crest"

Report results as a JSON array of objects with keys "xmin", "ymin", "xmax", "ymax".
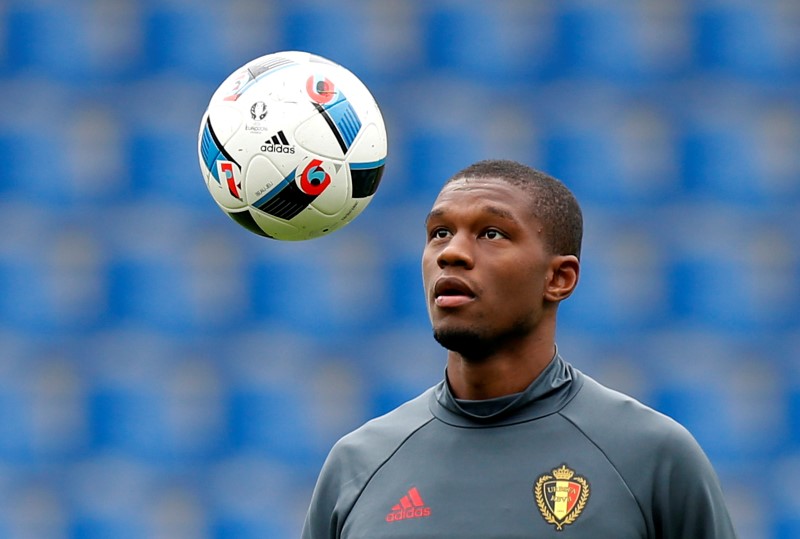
[{"xmin": 533, "ymin": 464, "xmax": 590, "ymax": 531}]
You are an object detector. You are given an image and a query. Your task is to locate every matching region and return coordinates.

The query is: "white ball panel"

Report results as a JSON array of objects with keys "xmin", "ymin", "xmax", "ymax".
[
  {"xmin": 243, "ymin": 154, "xmax": 283, "ymax": 206},
  {"xmin": 306, "ymin": 160, "xmax": 349, "ymax": 216},
  {"xmin": 347, "ymin": 122, "xmax": 388, "ymax": 164},
  {"xmin": 293, "ymin": 108, "xmax": 349, "ymax": 160}
]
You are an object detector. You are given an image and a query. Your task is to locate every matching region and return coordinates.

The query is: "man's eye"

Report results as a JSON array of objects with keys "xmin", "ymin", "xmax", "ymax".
[
  {"xmin": 432, "ymin": 229, "xmax": 450, "ymax": 239},
  {"xmin": 483, "ymin": 229, "xmax": 506, "ymax": 240}
]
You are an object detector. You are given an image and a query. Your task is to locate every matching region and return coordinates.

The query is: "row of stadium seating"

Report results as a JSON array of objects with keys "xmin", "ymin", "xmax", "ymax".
[
  {"xmin": 2, "ymin": 326, "xmax": 799, "ymax": 463},
  {"xmin": 0, "ymin": 326, "xmax": 798, "ymax": 536},
  {"xmin": 3, "ymin": 1, "xmax": 799, "ymax": 83},
  {"xmin": 1, "ymin": 79, "xmax": 798, "ymax": 209},
  {"xmin": 1, "ymin": 199, "xmax": 798, "ymax": 336}
]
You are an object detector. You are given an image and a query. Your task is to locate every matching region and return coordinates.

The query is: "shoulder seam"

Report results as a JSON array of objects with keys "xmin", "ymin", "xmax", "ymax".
[
  {"xmin": 556, "ymin": 409, "xmax": 651, "ymax": 535},
  {"xmin": 341, "ymin": 415, "xmax": 437, "ymax": 529}
]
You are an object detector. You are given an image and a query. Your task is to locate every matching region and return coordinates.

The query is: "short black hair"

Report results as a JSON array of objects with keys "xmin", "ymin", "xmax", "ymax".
[{"xmin": 446, "ymin": 159, "xmax": 583, "ymax": 259}]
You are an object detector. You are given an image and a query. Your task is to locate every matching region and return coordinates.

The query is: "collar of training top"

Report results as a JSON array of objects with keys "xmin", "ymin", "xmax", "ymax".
[{"xmin": 430, "ymin": 354, "xmax": 584, "ymax": 427}]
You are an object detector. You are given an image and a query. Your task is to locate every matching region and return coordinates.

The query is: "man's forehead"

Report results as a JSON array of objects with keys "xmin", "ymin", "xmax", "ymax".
[
  {"xmin": 427, "ymin": 178, "xmax": 534, "ymax": 223},
  {"xmin": 426, "ymin": 203, "xmax": 515, "ymax": 222},
  {"xmin": 434, "ymin": 176, "xmax": 531, "ymax": 206},
  {"xmin": 436, "ymin": 176, "xmax": 518, "ymax": 199},
  {"xmin": 441, "ymin": 176, "xmax": 506, "ymax": 191}
]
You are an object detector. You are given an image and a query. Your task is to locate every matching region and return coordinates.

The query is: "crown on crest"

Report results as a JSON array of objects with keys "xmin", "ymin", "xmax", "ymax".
[{"xmin": 552, "ymin": 465, "xmax": 575, "ymax": 480}]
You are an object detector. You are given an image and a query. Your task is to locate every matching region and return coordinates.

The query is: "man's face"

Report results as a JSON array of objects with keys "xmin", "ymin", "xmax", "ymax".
[{"xmin": 422, "ymin": 177, "xmax": 553, "ymax": 358}]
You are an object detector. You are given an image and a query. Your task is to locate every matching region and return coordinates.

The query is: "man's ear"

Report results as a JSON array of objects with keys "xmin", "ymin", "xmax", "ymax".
[{"xmin": 544, "ymin": 255, "xmax": 580, "ymax": 303}]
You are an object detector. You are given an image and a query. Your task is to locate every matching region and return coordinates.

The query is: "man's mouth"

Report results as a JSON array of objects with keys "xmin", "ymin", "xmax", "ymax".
[{"xmin": 433, "ymin": 277, "xmax": 476, "ymax": 308}]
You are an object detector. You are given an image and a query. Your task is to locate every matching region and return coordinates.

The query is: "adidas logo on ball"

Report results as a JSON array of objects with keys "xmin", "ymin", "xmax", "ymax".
[{"xmin": 261, "ymin": 130, "xmax": 296, "ymax": 154}]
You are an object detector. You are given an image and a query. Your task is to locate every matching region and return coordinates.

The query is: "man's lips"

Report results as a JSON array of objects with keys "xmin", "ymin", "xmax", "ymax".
[{"xmin": 433, "ymin": 277, "xmax": 476, "ymax": 308}]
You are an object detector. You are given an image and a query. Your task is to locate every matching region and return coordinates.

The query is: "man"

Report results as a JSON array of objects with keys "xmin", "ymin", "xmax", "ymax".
[{"xmin": 302, "ymin": 160, "xmax": 737, "ymax": 538}]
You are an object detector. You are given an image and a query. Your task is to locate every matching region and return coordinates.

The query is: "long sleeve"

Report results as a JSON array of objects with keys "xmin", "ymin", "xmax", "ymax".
[{"xmin": 651, "ymin": 423, "xmax": 737, "ymax": 539}]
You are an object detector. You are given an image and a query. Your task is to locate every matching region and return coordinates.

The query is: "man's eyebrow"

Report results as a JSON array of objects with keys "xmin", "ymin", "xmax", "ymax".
[
  {"xmin": 484, "ymin": 205, "xmax": 515, "ymax": 221},
  {"xmin": 425, "ymin": 208, "xmax": 445, "ymax": 226},
  {"xmin": 425, "ymin": 205, "xmax": 517, "ymax": 226}
]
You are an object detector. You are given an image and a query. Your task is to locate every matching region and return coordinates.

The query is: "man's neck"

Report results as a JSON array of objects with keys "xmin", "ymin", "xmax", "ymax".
[{"xmin": 445, "ymin": 335, "xmax": 556, "ymax": 400}]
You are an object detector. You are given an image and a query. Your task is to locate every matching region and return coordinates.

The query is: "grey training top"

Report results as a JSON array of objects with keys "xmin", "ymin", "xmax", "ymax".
[{"xmin": 302, "ymin": 354, "xmax": 737, "ymax": 538}]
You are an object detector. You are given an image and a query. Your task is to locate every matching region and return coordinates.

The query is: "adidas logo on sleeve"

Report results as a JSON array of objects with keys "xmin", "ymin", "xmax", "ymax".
[{"xmin": 385, "ymin": 487, "xmax": 432, "ymax": 522}]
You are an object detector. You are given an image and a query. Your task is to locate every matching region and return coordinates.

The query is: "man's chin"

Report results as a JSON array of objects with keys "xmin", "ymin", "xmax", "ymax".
[{"xmin": 432, "ymin": 327, "xmax": 492, "ymax": 360}]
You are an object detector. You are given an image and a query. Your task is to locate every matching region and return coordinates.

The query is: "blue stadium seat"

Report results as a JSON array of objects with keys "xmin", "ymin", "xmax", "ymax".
[
  {"xmin": 558, "ymin": 212, "xmax": 670, "ymax": 332},
  {"xmin": 694, "ymin": 3, "xmax": 800, "ymax": 81},
  {"xmin": 559, "ymin": 335, "xmax": 656, "ymax": 405},
  {"xmin": 0, "ymin": 248, "xmax": 54, "ymax": 333},
  {"xmin": 0, "ymin": 130, "xmax": 39, "ymax": 201},
  {"xmin": 1, "ymin": 82, "xmax": 135, "ymax": 207},
  {"xmin": 653, "ymin": 379, "xmax": 733, "ymax": 460},
  {"xmin": 46, "ymin": 225, "xmax": 113, "ymax": 333},
  {"xmin": 69, "ymin": 505, "xmax": 144, "ymax": 537},
  {"xmin": 554, "ymin": 3, "xmax": 692, "ymax": 81},
  {"xmin": 644, "ymin": 333, "xmax": 794, "ymax": 464},
  {"xmin": 541, "ymin": 93, "xmax": 683, "ymax": 207},
  {"xmin": 225, "ymin": 346, "xmax": 322, "ymax": 463},
  {"xmin": 5, "ymin": 3, "xmax": 91, "ymax": 79},
  {"xmin": 387, "ymin": 255, "xmax": 427, "ymax": 322},
  {"xmin": 751, "ymin": 102, "xmax": 800, "ymax": 204},
  {"xmin": 771, "ymin": 456, "xmax": 800, "ymax": 539},
  {"xmin": 86, "ymin": 332, "xmax": 227, "ymax": 460},
  {"xmin": 102, "ymin": 206, "xmax": 210, "ymax": 332},
  {"xmin": 775, "ymin": 515, "xmax": 800, "ymax": 539},
  {"xmin": 247, "ymin": 235, "xmax": 389, "ymax": 338},
  {"xmin": 173, "ymin": 224, "xmax": 254, "ymax": 334},
  {"xmin": 126, "ymin": 128, "xmax": 210, "ymax": 207},
  {"xmin": 211, "ymin": 518, "xmax": 290, "ymax": 539},
  {"xmin": 0, "ymin": 363, "xmax": 33, "ymax": 461},
  {"xmin": 666, "ymin": 210, "xmax": 799, "ymax": 333},
  {"xmin": 89, "ymin": 366, "xmax": 170, "ymax": 459},
  {"xmin": 0, "ymin": 478, "xmax": 68, "ymax": 537},
  {"xmin": 723, "ymin": 358, "xmax": 791, "ymax": 459},
  {"xmin": 680, "ymin": 108, "xmax": 763, "ymax": 204},
  {"xmin": 358, "ymin": 329, "xmax": 443, "ymax": 418},
  {"xmin": 423, "ymin": 2, "xmax": 559, "ymax": 82},
  {"xmin": 669, "ymin": 254, "xmax": 739, "ymax": 328},
  {"xmin": 0, "ymin": 206, "xmax": 112, "ymax": 334},
  {"xmin": 107, "ymin": 256, "xmax": 192, "ymax": 330},
  {"xmin": 142, "ymin": 3, "xmax": 242, "ymax": 80},
  {"xmin": 64, "ymin": 455, "xmax": 152, "ymax": 539},
  {"xmin": 403, "ymin": 124, "xmax": 482, "ymax": 202},
  {"xmin": 206, "ymin": 455, "xmax": 302, "ymax": 537},
  {"xmin": 224, "ymin": 331, "xmax": 372, "ymax": 466},
  {"xmin": 787, "ymin": 388, "xmax": 800, "ymax": 447},
  {"xmin": 281, "ymin": 1, "xmax": 373, "ymax": 77},
  {"xmin": 116, "ymin": 71, "xmax": 223, "ymax": 209},
  {"xmin": 228, "ymin": 384, "xmax": 317, "ymax": 463},
  {"xmin": 0, "ymin": 124, "xmax": 72, "ymax": 206},
  {"xmin": 58, "ymin": 104, "xmax": 132, "ymax": 206},
  {"xmin": 542, "ymin": 120, "xmax": 617, "ymax": 203},
  {"xmin": 4, "ymin": 1, "xmax": 148, "ymax": 81},
  {"xmin": 24, "ymin": 354, "xmax": 90, "ymax": 461}
]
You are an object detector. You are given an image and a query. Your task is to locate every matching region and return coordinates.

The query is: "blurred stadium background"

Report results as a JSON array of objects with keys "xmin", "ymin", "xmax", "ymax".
[{"xmin": 0, "ymin": 0, "xmax": 798, "ymax": 537}]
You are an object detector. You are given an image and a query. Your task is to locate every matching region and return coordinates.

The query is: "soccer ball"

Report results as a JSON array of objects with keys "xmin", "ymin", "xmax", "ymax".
[{"xmin": 198, "ymin": 51, "xmax": 387, "ymax": 240}]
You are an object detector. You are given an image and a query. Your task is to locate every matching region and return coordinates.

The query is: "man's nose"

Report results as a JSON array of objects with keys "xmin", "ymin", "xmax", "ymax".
[{"xmin": 437, "ymin": 233, "xmax": 475, "ymax": 269}]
